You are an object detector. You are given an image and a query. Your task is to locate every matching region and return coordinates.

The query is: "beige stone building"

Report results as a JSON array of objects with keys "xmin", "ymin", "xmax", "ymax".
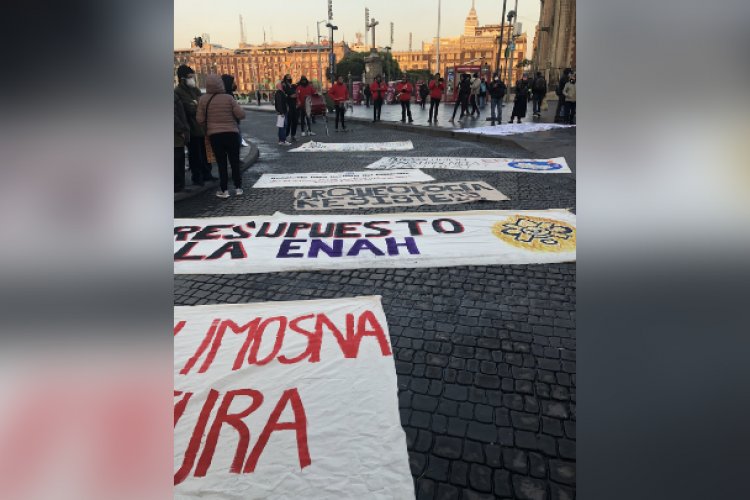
[
  {"xmin": 532, "ymin": 0, "xmax": 576, "ymax": 86},
  {"xmin": 391, "ymin": 2, "xmax": 528, "ymax": 83}
]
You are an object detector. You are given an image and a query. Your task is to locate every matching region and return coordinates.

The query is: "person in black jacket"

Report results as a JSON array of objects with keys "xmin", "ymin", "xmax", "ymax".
[
  {"xmin": 419, "ymin": 82, "xmax": 429, "ymax": 110},
  {"xmin": 281, "ymin": 74, "xmax": 298, "ymax": 142},
  {"xmin": 555, "ymin": 68, "xmax": 572, "ymax": 122},
  {"xmin": 174, "ymin": 64, "xmax": 215, "ymax": 185},
  {"xmin": 509, "ymin": 74, "xmax": 531, "ymax": 124},
  {"xmin": 488, "ymin": 74, "xmax": 507, "ymax": 125},
  {"xmin": 449, "ymin": 73, "xmax": 472, "ymax": 122},
  {"xmin": 531, "ymin": 71, "xmax": 547, "ymax": 117},
  {"xmin": 274, "ymin": 81, "xmax": 290, "ymax": 145}
]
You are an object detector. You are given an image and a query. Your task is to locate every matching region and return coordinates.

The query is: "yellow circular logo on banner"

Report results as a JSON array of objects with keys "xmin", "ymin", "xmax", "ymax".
[{"xmin": 492, "ymin": 215, "xmax": 576, "ymax": 252}]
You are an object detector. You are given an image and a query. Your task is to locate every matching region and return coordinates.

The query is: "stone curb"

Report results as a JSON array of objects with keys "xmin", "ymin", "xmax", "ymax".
[{"xmin": 174, "ymin": 141, "xmax": 260, "ymax": 202}]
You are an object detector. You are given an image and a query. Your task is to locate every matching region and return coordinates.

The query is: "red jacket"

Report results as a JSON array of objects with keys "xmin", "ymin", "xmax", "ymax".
[
  {"xmin": 370, "ymin": 81, "xmax": 387, "ymax": 100},
  {"xmin": 296, "ymin": 83, "xmax": 315, "ymax": 108},
  {"xmin": 396, "ymin": 82, "xmax": 413, "ymax": 102},
  {"xmin": 328, "ymin": 82, "xmax": 348, "ymax": 103},
  {"xmin": 429, "ymin": 80, "xmax": 445, "ymax": 99}
]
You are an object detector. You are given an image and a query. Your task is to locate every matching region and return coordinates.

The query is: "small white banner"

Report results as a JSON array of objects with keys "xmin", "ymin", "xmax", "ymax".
[
  {"xmin": 455, "ymin": 123, "xmax": 575, "ymax": 136},
  {"xmin": 253, "ymin": 169, "xmax": 434, "ymax": 188},
  {"xmin": 174, "ymin": 296, "xmax": 414, "ymax": 499},
  {"xmin": 174, "ymin": 209, "xmax": 576, "ymax": 275},
  {"xmin": 294, "ymin": 181, "xmax": 509, "ymax": 211},
  {"xmin": 365, "ymin": 156, "xmax": 571, "ymax": 173},
  {"xmin": 290, "ymin": 141, "xmax": 414, "ymax": 152}
]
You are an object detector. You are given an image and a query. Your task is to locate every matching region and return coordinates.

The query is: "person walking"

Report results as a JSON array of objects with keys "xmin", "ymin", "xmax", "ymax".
[
  {"xmin": 281, "ymin": 74, "xmax": 298, "ymax": 142},
  {"xmin": 174, "ymin": 64, "xmax": 215, "ymax": 186},
  {"xmin": 370, "ymin": 75, "xmax": 387, "ymax": 122},
  {"xmin": 562, "ymin": 74, "xmax": 576, "ymax": 124},
  {"xmin": 479, "ymin": 77, "xmax": 488, "ymax": 108},
  {"xmin": 509, "ymin": 73, "xmax": 531, "ymax": 124},
  {"xmin": 531, "ymin": 71, "xmax": 547, "ymax": 117},
  {"xmin": 296, "ymin": 76, "xmax": 316, "ymax": 137},
  {"xmin": 555, "ymin": 68, "xmax": 572, "ymax": 122},
  {"xmin": 174, "ymin": 93, "xmax": 190, "ymax": 193},
  {"xmin": 488, "ymin": 74, "xmax": 507, "ymax": 125},
  {"xmin": 256, "ymin": 89, "xmax": 261, "ymax": 106},
  {"xmin": 450, "ymin": 73, "xmax": 472, "ymax": 122},
  {"xmin": 274, "ymin": 82, "xmax": 290, "ymax": 145},
  {"xmin": 469, "ymin": 72, "xmax": 481, "ymax": 117},
  {"xmin": 329, "ymin": 75, "xmax": 349, "ymax": 131},
  {"xmin": 428, "ymin": 74, "xmax": 445, "ymax": 123},
  {"xmin": 396, "ymin": 76, "xmax": 414, "ymax": 123},
  {"xmin": 197, "ymin": 74, "xmax": 246, "ymax": 199},
  {"xmin": 363, "ymin": 83, "xmax": 372, "ymax": 108},
  {"xmin": 418, "ymin": 81, "xmax": 429, "ymax": 110}
]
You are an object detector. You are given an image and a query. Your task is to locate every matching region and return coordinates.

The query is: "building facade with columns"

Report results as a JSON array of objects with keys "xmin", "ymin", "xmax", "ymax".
[
  {"xmin": 173, "ymin": 38, "xmax": 350, "ymax": 93},
  {"xmin": 532, "ymin": 0, "xmax": 576, "ymax": 85},
  {"xmin": 390, "ymin": 2, "xmax": 528, "ymax": 83}
]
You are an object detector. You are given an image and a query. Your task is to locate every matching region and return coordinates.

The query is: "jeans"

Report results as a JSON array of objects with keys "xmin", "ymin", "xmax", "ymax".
[
  {"xmin": 564, "ymin": 101, "xmax": 576, "ymax": 123},
  {"xmin": 400, "ymin": 101, "xmax": 413, "ymax": 121},
  {"xmin": 556, "ymin": 95, "xmax": 566, "ymax": 117},
  {"xmin": 429, "ymin": 98, "xmax": 441, "ymax": 121},
  {"xmin": 533, "ymin": 95, "xmax": 544, "ymax": 114},
  {"xmin": 186, "ymin": 137, "xmax": 208, "ymax": 184},
  {"xmin": 278, "ymin": 115, "xmax": 287, "ymax": 142},
  {"xmin": 365, "ymin": 95, "xmax": 371, "ymax": 107},
  {"xmin": 209, "ymin": 132, "xmax": 242, "ymax": 192},
  {"xmin": 285, "ymin": 107, "xmax": 298, "ymax": 139},
  {"xmin": 174, "ymin": 146, "xmax": 185, "ymax": 192},
  {"xmin": 335, "ymin": 104, "xmax": 346, "ymax": 129},
  {"xmin": 451, "ymin": 95, "xmax": 468, "ymax": 119},
  {"xmin": 420, "ymin": 97, "xmax": 427, "ymax": 110},
  {"xmin": 490, "ymin": 97, "xmax": 502, "ymax": 123},
  {"xmin": 373, "ymin": 98, "xmax": 383, "ymax": 120},
  {"xmin": 479, "ymin": 94, "xmax": 486, "ymax": 108}
]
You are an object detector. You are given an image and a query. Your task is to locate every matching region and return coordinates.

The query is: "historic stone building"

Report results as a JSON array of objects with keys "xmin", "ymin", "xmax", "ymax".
[
  {"xmin": 391, "ymin": 1, "xmax": 528, "ymax": 83},
  {"xmin": 532, "ymin": 0, "xmax": 576, "ymax": 85},
  {"xmin": 174, "ymin": 39, "xmax": 350, "ymax": 93}
]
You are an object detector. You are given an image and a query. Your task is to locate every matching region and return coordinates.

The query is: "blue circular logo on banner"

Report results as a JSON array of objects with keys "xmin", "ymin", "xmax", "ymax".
[{"xmin": 507, "ymin": 160, "xmax": 563, "ymax": 171}]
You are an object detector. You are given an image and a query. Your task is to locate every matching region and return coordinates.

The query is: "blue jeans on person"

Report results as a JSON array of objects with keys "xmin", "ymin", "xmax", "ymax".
[
  {"xmin": 277, "ymin": 115, "xmax": 287, "ymax": 142},
  {"xmin": 490, "ymin": 97, "xmax": 502, "ymax": 123},
  {"xmin": 533, "ymin": 95, "xmax": 544, "ymax": 114}
]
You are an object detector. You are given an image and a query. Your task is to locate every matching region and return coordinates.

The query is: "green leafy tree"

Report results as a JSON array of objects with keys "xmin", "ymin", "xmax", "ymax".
[{"xmin": 335, "ymin": 52, "xmax": 366, "ymax": 80}]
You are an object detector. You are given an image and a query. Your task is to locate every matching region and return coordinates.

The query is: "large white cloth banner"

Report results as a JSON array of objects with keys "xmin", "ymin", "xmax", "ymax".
[
  {"xmin": 253, "ymin": 169, "xmax": 434, "ymax": 188},
  {"xmin": 174, "ymin": 209, "xmax": 576, "ymax": 274},
  {"xmin": 174, "ymin": 296, "xmax": 414, "ymax": 499},
  {"xmin": 455, "ymin": 123, "xmax": 575, "ymax": 136},
  {"xmin": 290, "ymin": 141, "xmax": 414, "ymax": 152},
  {"xmin": 365, "ymin": 156, "xmax": 571, "ymax": 173}
]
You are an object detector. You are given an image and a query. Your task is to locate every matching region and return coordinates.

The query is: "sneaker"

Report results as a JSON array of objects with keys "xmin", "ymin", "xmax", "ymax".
[
  {"xmin": 283, "ymin": 140, "xmax": 293, "ymax": 146},
  {"xmin": 309, "ymin": 131, "xmax": 316, "ymax": 136},
  {"xmin": 408, "ymin": 119, "xmax": 414, "ymax": 123},
  {"xmin": 216, "ymin": 190, "xmax": 229, "ymax": 199},
  {"xmin": 234, "ymin": 188, "xmax": 243, "ymax": 195},
  {"xmin": 278, "ymin": 141, "xmax": 286, "ymax": 145},
  {"xmin": 301, "ymin": 131, "xmax": 308, "ymax": 137}
]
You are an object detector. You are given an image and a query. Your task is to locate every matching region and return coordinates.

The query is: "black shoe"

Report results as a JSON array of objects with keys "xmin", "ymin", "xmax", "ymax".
[{"xmin": 408, "ymin": 119, "xmax": 414, "ymax": 123}]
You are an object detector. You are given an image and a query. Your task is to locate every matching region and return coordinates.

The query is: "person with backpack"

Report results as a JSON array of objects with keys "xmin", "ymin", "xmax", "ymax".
[
  {"xmin": 329, "ymin": 75, "xmax": 349, "ymax": 131},
  {"xmin": 562, "ymin": 73, "xmax": 576, "ymax": 124},
  {"xmin": 487, "ymin": 74, "xmax": 507, "ymax": 126},
  {"xmin": 197, "ymin": 74, "xmax": 246, "ymax": 199},
  {"xmin": 509, "ymin": 73, "xmax": 531, "ymax": 124},
  {"xmin": 428, "ymin": 73, "xmax": 445, "ymax": 123},
  {"xmin": 531, "ymin": 71, "xmax": 547, "ymax": 117},
  {"xmin": 296, "ymin": 75, "xmax": 316, "ymax": 137},
  {"xmin": 450, "ymin": 73, "xmax": 472, "ymax": 122},
  {"xmin": 479, "ymin": 77, "xmax": 488, "ymax": 108},
  {"xmin": 274, "ymin": 81, "xmax": 290, "ymax": 146},
  {"xmin": 555, "ymin": 67, "xmax": 572, "ymax": 122},
  {"xmin": 418, "ymin": 82, "xmax": 429, "ymax": 110},
  {"xmin": 370, "ymin": 75, "xmax": 387, "ymax": 122},
  {"xmin": 396, "ymin": 76, "xmax": 414, "ymax": 123},
  {"xmin": 174, "ymin": 64, "xmax": 215, "ymax": 186}
]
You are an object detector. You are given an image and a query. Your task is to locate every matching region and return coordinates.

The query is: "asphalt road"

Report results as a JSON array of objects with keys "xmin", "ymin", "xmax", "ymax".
[{"xmin": 175, "ymin": 110, "xmax": 576, "ymax": 500}]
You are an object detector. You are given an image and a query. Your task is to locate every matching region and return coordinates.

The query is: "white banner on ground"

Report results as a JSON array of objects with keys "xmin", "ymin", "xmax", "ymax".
[
  {"xmin": 174, "ymin": 296, "xmax": 413, "ymax": 499},
  {"xmin": 253, "ymin": 169, "xmax": 434, "ymax": 188},
  {"xmin": 455, "ymin": 123, "xmax": 575, "ymax": 136},
  {"xmin": 289, "ymin": 141, "xmax": 414, "ymax": 152},
  {"xmin": 365, "ymin": 156, "xmax": 571, "ymax": 173},
  {"xmin": 174, "ymin": 209, "xmax": 576, "ymax": 274},
  {"xmin": 294, "ymin": 181, "xmax": 509, "ymax": 210}
]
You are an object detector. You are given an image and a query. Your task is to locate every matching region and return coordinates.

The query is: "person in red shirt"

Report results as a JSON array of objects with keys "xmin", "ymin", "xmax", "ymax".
[
  {"xmin": 328, "ymin": 75, "xmax": 349, "ymax": 131},
  {"xmin": 396, "ymin": 76, "xmax": 414, "ymax": 123},
  {"xmin": 428, "ymin": 73, "xmax": 446, "ymax": 123},
  {"xmin": 296, "ymin": 75, "xmax": 316, "ymax": 136},
  {"xmin": 369, "ymin": 75, "xmax": 388, "ymax": 122}
]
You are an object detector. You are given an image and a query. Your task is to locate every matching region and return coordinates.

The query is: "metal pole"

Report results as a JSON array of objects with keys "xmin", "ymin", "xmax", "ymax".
[
  {"xmin": 317, "ymin": 22, "xmax": 323, "ymax": 85},
  {"xmin": 505, "ymin": 0, "xmax": 519, "ymax": 98},
  {"xmin": 495, "ymin": 0, "xmax": 508, "ymax": 76},
  {"xmin": 436, "ymin": 0, "xmax": 441, "ymax": 75}
]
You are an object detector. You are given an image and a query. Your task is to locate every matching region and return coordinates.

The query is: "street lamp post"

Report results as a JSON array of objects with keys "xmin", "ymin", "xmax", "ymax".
[
  {"xmin": 316, "ymin": 20, "xmax": 326, "ymax": 86},
  {"xmin": 326, "ymin": 22, "xmax": 339, "ymax": 81},
  {"xmin": 495, "ymin": 0, "xmax": 508, "ymax": 77},
  {"xmin": 436, "ymin": 0, "xmax": 441, "ymax": 76}
]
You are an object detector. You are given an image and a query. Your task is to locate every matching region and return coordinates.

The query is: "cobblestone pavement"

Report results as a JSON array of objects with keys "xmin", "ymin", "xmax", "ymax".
[{"xmin": 174, "ymin": 111, "xmax": 576, "ymax": 500}]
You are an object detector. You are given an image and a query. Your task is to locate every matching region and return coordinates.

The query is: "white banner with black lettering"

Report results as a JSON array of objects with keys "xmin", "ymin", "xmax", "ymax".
[
  {"xmin": 365, "ymin": 156, "xmax": 571, "ymax": 173},
  {"xmin": 174, "ymin": 296, "xmax": 413, "ymax": 499},
  {"xmin": 253, "ymin": 169, "xmax": 434, "ymax": 188},
  {"xmin": 289, "ymin": 141, "xmax": 414, "ymax": 152},
  {"xmin": 174, "ymin": 209, "xmax": 576, "ymax": 274}
]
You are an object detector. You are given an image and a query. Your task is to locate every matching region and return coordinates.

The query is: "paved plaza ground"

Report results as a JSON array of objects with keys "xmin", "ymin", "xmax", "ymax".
[{"xmin": 175, "ymin": 111, "xmax": 576, "ymax": 500}]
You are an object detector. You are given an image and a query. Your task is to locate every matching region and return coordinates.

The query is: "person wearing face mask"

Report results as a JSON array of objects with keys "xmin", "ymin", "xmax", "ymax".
[
  {"xmin": 396, "ymin": 75, "xmax": 414, "ymax": 123},
  {"xmin": 296, "ymin": 76, "xmax": 316, "ymax": 137},
  {"xmin": 329, "ymin": 75, "xmax": 349, "ymax": 131},
  {"xmin": 509, "ymin": 73, "xmax": 531, "ymax": 124},
  {"xmin": 487, "ymin": 74, "xmax": 507, "ymax": 125},
  {"xmin": 281, "ymin": 74, "xmax": 299, "ymax": 142},
  {"xmin": 174, "ymin": 64, "xmax": 215, "ymax": 186},
  {"xmin": 562, "ymin": 74, "xmax": 576, "ymax": 124},
  {"xmin": 370, "ymin": 75, "xmax": 387, "ymax": 122}
]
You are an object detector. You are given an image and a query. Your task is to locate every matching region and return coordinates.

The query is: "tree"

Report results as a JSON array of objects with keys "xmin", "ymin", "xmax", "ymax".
[
  {"xmin": 380, "ymin": 51, "xmax": 402, "ymax": 82},
  {"xmin": 335, "ymin": 52, "xmax": 367, "ymax": 80}
]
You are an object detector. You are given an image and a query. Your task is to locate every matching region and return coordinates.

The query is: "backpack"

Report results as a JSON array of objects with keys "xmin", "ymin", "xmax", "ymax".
[{"xmin": 533, "ymin": 77, "xmax": 546, "ymax": 93}]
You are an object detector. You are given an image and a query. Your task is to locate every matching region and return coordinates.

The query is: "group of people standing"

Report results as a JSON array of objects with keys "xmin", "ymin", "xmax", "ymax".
[
  {"xmin": 273, "ymin": 74, "xmax": 319, "ymax": 145},
  {"xmin": 174, "ymin": 64, "xmax": 246, "ymax": 199}
]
